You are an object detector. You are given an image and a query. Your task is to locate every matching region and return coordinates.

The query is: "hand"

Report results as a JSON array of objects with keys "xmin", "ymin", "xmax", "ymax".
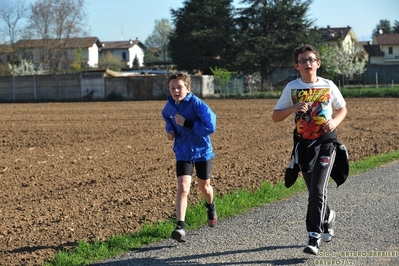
[
  {"xmin": 167, "ymin": 131, "xmax": 175, "ymax": 140},
  {"xmin": 294, "ymin": 102, "xmax": 308, "ymax": 113},
  {"xmin": 174, "ymin": 113, "xmax": 185, "ymax": 126},
  {"xmin": 323, "ymin": 120, "xmax": 337, "ymax": 133}
]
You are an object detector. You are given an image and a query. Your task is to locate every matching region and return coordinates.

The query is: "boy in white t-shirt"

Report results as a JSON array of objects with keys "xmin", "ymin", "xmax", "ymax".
[{"xmin": 272, "ymin": 45, "xmax": 347, "ymax": 255}]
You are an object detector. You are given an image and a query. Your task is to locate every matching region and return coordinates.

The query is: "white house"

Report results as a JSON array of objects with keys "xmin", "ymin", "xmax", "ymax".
[
  {"xmin": 318, "ymin": 25, "xmax": 358, "ymax": 51},
  {"xmin": 99, "ymin": 39, "xmax": 146, "ymax": 68},
  {"xmin": 15, "ymin": 37, "xmax": 103, "ymax": 68},
  {"xmin": 366, "ymin": 33, "xmax": 399, "ymax": 65}
]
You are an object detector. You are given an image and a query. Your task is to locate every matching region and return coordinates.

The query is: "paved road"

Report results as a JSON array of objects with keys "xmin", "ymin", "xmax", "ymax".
[{"xmin": 92, "ymin": 161, "xmax": 399, "ymax": 266}]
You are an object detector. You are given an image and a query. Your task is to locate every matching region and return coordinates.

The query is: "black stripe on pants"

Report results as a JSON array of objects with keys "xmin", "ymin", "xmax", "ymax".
[{"xmin": 303, "ymin": 142, "xmax": 337, "ymax": 234}]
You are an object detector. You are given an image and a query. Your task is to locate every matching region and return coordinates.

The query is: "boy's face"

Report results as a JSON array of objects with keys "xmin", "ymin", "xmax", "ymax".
[
  {"xmin": 294, "ymin": 51, "xmax": 321, "ymax": 79},
  {"xmin": 169, "ymin": 78, "xmax": 190, "ymax": 103}
]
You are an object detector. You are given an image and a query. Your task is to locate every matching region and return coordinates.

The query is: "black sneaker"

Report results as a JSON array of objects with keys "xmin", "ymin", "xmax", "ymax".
[
  {"xmin": 206, "ymin": 202, "xmax": 217, "ymax": 227},
  {"xmin": 322, "ymin": 210, "xmax": 336, "ymax": 242},
  {"xmin": 303, "ymin": 232, "xmax": 321, "ymax": 255},
  {"xmin": 171, "ymin": 225, "xmax": 186, "ymax": 243}
]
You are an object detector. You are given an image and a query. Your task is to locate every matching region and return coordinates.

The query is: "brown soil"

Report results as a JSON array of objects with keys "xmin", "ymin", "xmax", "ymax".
[{"xmin": 0, "ymin": 98, "xmax": 398, "ymax": 265}]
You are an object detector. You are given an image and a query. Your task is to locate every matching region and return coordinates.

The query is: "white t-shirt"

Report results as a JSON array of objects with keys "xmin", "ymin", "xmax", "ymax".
[{"xmin": 274, "ymin": 77, "xmax": 346, "ymax": 140}]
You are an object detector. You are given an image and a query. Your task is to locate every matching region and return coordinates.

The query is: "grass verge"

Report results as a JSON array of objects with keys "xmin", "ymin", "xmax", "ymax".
[{"xmin": 44, "ymin": 150, "xmax": 399, "ymax": 265}]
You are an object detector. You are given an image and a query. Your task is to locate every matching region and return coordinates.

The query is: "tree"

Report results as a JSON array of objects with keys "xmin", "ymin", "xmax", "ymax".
[
  {"xmin": 70, "ymin": 47, "xmax": 83, "ymax": 71},
  {"xmin": 0, "ymin": 0, "xmax": 28, "ymax": 61},
  {"xmin": 143, "ymin": 47, "xmax": 158, "ymax": 65},
  {"xmin": 24, "ymin": 0, "xmax": 88, "ymax": 73},
  {"xmin": 98, "ymin": 52, "xmax": 125, "ymax": 71},
  {"xmin": 8, "ymin": 58, "xmax": 47, "ymax": 75},
  {"xmin": 234, "ymin": 0, "xmax": 319, "ymax": 89},
  {"xmin": 393, "ymin": 20, "xmax": 399, "ymax": 33},
  {"xmin": 210, "ymin": 66, "xmax": 234, "ymax": 95},
  {"xmin": 145, "ymin": 18, "xmax": 173, "ymax": 62},
  {"xmin": 319, "ymin": 44, "xmax": 366, "ymax": 86},
  {"xmin": 372, "ymin": 19, "xmax": 392, "ymax": 36},
  {"xmin": 132, "ymin": 55, "xmax": 140, "ymax": 68},
  {"xmin": 169, "ymin": 0, "xmax": 236, "ymax": 74}
]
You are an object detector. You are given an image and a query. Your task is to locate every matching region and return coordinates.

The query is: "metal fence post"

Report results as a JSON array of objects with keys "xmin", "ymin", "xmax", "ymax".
[
  {"xmin": 34, "ymin": 75, "xmax": 37, "ymax": 101},
  {"xmin": 12, "ymin": 75, "xmax": 15, "ymax": 102}
]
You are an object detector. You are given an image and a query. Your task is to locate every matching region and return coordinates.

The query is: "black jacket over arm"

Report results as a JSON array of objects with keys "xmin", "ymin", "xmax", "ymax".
[{"xmin": 284, "ymin": 130, "xmax": 349, "ymax": 188}]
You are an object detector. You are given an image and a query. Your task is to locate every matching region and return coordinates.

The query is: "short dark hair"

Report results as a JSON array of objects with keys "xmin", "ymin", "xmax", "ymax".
[
  {"xmin": 293, "ymin": 45, "xmax": 320, "ymax": 62},
  {"xmin": 167, "ymin": 71, "xmax": 191, "ymax": 89}
]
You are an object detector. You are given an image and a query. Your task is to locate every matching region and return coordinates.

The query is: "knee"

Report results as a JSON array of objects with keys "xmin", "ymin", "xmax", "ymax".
[
  {"xmin": 200, "ymin": 183, "xmax": 213, "ymax": 194},
  {"xmin": 177, "ymin": 184, "xmax": 190, "ymax": 196},
  {"xmin": 308, "ymin": 193, "xmax": 326, "ymax": 203}
]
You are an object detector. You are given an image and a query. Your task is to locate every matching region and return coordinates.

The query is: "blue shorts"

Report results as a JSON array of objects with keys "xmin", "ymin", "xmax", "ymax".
[{"xmin": 176, "ymin": 159, "xmax": 212, "ymax": 180}]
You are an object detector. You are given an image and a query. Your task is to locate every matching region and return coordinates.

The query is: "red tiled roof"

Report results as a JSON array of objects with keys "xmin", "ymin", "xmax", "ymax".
[
  {"xmin": 374, "ymin": 33, "xmax": 399, "ymax": 45},
  {"xmin": 363, "ymin": 45, "xmax": 384, "ymax": 56},
  {"xmin": 101, "ymin": 40, "xmax": 145, "ymax": 50},
  {"xmin": 0, "ymin": 44, "xmax": 13, "ymax": 53},
  {"xmin": 15, "ymin": 37, "xmax": 102, "ymax": 49},
  {"xmin": 319, "ymin": 26, "xmax": 352, "ymax": 41}
]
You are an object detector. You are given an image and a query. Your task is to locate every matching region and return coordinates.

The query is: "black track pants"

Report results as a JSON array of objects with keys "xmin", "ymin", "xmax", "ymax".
[{"xmin": 302, "ymin": 142, "xmax": 337, "ymax": 233}]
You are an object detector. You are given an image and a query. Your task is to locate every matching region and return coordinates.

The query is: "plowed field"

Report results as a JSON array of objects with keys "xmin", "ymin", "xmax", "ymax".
[{"xmin": 0, "ymin": 98, "xmax": 398, "ymax": 265}]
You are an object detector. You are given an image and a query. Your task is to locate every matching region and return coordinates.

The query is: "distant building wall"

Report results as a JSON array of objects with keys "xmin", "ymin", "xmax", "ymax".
[
  {"xmin": 87, "ymin": 43, "xmax": 99, "ymax": 67},
  {"xmin": 130, "ymin": 45, "xmax": 145, "ymax": 67}
]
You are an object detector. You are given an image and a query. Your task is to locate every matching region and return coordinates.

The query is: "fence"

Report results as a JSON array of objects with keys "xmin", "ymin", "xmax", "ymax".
[
  {"xmin": 0, "ymin": 72, "xmax": 215, "ymax": 102},
  {"xmin": 1, "ymin": 64, "xmax": 397, "ymax": 102},
  {"xmin": 363, "ymin": 65, "xmax": 399, "ymax": 85}
]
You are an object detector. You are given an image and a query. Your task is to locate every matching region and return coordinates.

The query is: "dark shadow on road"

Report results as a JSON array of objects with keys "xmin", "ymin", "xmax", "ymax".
[{"xmin": 91, "ymin": 244, "xmax": 307, "ymax": 266}]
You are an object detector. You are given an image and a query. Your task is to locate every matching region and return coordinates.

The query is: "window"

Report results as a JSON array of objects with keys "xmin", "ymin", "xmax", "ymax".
[
  {"xmin": 122, "ymin": 52, "xmax": 126, "ymax": 60},
  {"xmin": 23, "ymin": 51, "xmax": 34, "ymax": 60},
  {"xmin": 389, "ymin": 47, "xmax": 393, "ymax": 54}
]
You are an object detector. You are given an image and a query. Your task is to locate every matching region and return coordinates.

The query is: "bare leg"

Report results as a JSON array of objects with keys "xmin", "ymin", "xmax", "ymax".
[
  {"xmin": 197, "ymin": 177, "xmax": 213, "ymax": 204},
  {"xmin": 176, "ymin": 175, "xmax": 192, "ymax": 221}
]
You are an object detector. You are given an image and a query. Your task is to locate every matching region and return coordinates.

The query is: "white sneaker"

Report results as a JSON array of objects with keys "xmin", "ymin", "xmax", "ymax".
[
  {"xmin": 322, "ymin": 210, "xmax": 336, "ymax": 242},
  {"xmin": 303, "ymin": 232, "xmax": 321, "ymax": 255}
]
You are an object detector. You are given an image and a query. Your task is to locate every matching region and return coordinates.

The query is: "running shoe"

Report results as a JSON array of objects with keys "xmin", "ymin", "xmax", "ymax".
[
  {"xmin": 303, "ymin": 232, "xmax": 321, "ymax": 255},
  {"xmin": 322, "ymin": 210, "xmax": 336, "ymax": 242},
  {"xmin": 171, "ymin": 225, "xmax": 186, "ymax": 243}
]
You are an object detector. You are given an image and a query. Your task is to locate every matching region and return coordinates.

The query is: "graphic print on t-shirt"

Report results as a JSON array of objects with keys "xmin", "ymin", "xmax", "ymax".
[{"xmin": 291, "ymin": 88, "xmax": 331, "ymax": 140}]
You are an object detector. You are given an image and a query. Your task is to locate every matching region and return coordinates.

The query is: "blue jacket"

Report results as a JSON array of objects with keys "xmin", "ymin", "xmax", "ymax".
[{"xmin": 161, "ymin": 92, "xmax": 216, "ymax": 162}]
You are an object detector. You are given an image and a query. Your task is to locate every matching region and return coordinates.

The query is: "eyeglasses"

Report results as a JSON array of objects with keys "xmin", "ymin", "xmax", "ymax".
[{"xmin": 296, "ymin": 58, "xmax": 318, "ymax": 64}]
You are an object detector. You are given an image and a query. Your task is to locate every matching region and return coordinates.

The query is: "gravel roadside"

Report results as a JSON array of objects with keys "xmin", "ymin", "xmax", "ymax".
[{"xmin": 92, "ymin": 161, "xmax": 399, "ymax": 266}]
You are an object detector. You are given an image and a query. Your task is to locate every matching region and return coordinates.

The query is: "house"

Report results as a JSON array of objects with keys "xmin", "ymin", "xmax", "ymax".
[
  {"xmin": 0, "ymin": 44, "xmax": 13, "ymax": 63},
  {"xmin": 362, "ymin": 43, "xmax": 384, "ymax": 64},
  {"xmin": 318, "ymin": 25, "xmax": 367, "ymax": 62},
  {"xmin": 318, "ymin": 25, "xmax": 358, "ymax": 51},
  {"xmin": 145, "ymin": 47, "xmax": 173, "ymax": 69},
  {"xmin": 14, "ymin": 37, "xmax": 103, "ymax": 69},
  {"xmin": 366, "ymin": 33, "xmax": 399, "ymax": 65},
  {"xmin": 99, "ymin": 39, "xmax": 145, "ymax": 68}
]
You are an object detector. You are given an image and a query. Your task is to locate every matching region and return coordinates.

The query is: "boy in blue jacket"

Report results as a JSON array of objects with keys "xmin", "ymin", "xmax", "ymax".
[{"xmin": 162, "ymin": 71, "xmax": 217, "ymax": 243}]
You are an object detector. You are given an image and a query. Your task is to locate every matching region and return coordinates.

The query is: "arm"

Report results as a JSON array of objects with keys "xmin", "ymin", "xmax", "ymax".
[
  {"xmin": 161, "ymin": 106, "xmax": 176, "ymax": 140},
  {"xmin": 272, "ymin": 102, "xmax": 309, "ymax": 122},
  {"xmin": 174, "ymin": 102, "xmax": 216, "ymax": 136},
  {"xmin": 166, "ymin": 131, "xmax": 175, "ymax": 141},
  {"xmin": 323, "ymin": 106, "xmax": 347, "ymax": 133}
]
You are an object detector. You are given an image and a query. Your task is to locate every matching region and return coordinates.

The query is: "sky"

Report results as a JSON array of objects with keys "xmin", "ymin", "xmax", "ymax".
[
  {"xmin": 8, "ymin": 0, "xmax": 396, "ymax": 43},
  {"xmin": 86, "ymin": 0, "xmax": 398, "ymax": 43}
]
